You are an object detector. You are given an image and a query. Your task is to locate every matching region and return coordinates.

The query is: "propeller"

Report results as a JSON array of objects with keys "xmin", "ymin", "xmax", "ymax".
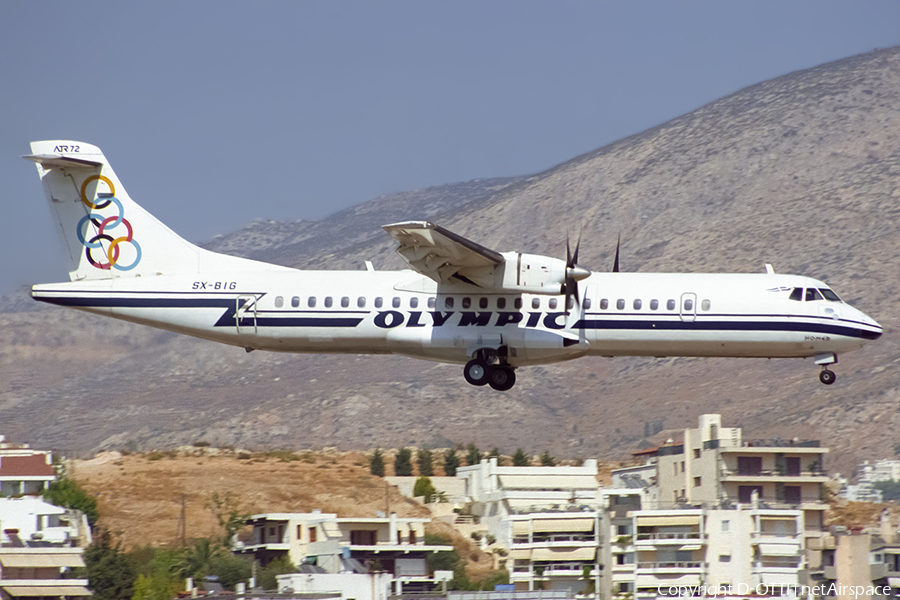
[{"xmin": 563, "ymin": 232, "xmax": 591, "ymax": 314}]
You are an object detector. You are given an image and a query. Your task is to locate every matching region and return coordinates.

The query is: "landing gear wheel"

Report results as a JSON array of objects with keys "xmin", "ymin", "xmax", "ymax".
[
  {"xmin": 464, "ymin": 359, "xmax": 491, "ymax": 386},
  {"xmin": 819, "ymin": 369, "xmax": 836, "ymax": 385},
  {"xmin": 488, "ymin": 367, "xmax": 516, "ymax": 391}
]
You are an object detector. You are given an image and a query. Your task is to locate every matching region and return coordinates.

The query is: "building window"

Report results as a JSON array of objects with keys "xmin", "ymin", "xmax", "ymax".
[
  {"xmin": 694, "ymin": 476, "xmax": 702, "ymax": 487},
  {"xmin": 409, "ymin": 530, "xmax": 416, "ymax": 544},
  {"xmin": 350, "ymin": 530, "xmax": 377, "ymax": 545},
  {"xmin": 721, "ymin": 520, "xmax": 730, "ymax": 532},
  {"xmin": 693, "ymin": 449, "xmax": 701, "ymax": 459},
  {"xmin": 309, "ymin": 526, "xmax": 316, "ymax": 543}
]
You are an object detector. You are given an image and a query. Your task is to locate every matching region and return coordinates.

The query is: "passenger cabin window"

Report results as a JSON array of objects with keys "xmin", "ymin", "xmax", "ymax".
[
  {"xmin": 633, "ymin": 299, "xmax": 642, "ymax": 310},
  {"xmin": 514, "ymin": 298, "xmax": 522, "ymax": 309},
  {"xmin": 392, "ymin": 297, "xmax": 401, "ymax": 308},
  {"xmin": 600, "ymin": 299, "xmax": 609, "ymax": 310},
  {"xmin": 701, "ymin": 299, "xmax": 711, "ymax": 311},
  {"xmin": 532, "ymin": 298, "xmax": 540, "ymax": 309},
  {"xmin": 584, "ymin": 297, "xmax": 591, "ymax": 309},
  {"xmin": 667, "ymin": 299, "xmax": 676, "ymax": 310},
  {"xmin": 375, "ymin": 297, "xmax": 383, "ymax": 308},
  {"xmin": 566, "ymin": 296, "xmax": 574, "ymax": 310},
  {"xmin": 497, "ymin": 298, "xmax": 506, "ymax": 309},
  {"xmin": 650, "ymin": 299, "xmax": 659, "ymax": 310},
  {"xmin": 427, "ymin": 297, "xmax": 436, "ymax": 309},
  {"xmin": 616, "ymin": 299, "xmax": 625, "ymax": 310},
  {"xmin": 549, "ymin": 298, "xmax": 558, "ymax": 309},
  {"xmin": 308, "ymin": 297, "xmax": 316, "ymax": 308},
  {"xmin": 275, "ymin": 296, "xmax": 284, "ymax": 308},
  {"xmin": 341, "ymin": 296, "xmax": 350, "ymax": 308},
  {"xmin": 683, "ymin": 298, "xmax": 694, "ymax": 311},
  {"xmin": 462, "ymin": 297, "xmax": 471, "ymax": 309},
  {"xmin": 357, "ymin": 297, "xmax": 366, "ymax": 308},
  {"xmin": 410, "ymin": 297, "xmax": 418, "ymax": 308},
  {"xmin": 805, "ymin": 288, "xmax": 823, "ymax": 302},
  {"xmin": 324, "ymin": 297, "xmax": 333, "ymax": 308},
  {"xmin": 445, "ymin": 297, "xmax": 454, "ymax": 309},
  {"xmin": 479, "ymin": 298, "xmax": 488, "ymax": 309},
  {"xmin": 292, "ymin": 296, "xmax": 300, "ymax": 308}
]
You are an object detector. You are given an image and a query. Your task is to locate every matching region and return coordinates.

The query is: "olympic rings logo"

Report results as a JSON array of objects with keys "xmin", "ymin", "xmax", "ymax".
[{"xmin": 76, "ymin": 175, "xmax": 142, "ymax": 271}]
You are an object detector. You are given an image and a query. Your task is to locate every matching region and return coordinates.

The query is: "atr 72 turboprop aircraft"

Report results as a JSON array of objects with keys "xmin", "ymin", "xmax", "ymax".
[{"xmin": 26, "ymin": 141, "xmax": 882, "ymax": 391}]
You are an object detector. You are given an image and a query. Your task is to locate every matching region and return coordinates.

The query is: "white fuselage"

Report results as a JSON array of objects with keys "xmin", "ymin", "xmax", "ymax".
[{"xmin": 31, "ymin": 268, "xmax": 882, "ymax": 367}]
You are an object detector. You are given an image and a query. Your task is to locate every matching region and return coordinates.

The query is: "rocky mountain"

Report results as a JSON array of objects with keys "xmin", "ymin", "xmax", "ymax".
[{"xmin": 2, "ymin": 47, "xmax": 898, "ymax": 478}]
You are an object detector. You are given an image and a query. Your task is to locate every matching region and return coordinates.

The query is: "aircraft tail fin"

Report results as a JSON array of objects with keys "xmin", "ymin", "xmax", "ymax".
[{"xmin": 27, "ymin": 141, "xmax": 208, "ymax": 281}]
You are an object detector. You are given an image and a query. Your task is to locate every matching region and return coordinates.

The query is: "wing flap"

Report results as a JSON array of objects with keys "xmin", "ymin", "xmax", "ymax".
[{"xmin": 383, "ymin": 221, "xmax": 504, "ymax": 285}]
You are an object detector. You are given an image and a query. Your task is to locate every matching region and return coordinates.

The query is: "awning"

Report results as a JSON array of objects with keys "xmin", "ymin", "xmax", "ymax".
[
  {"xmin": 636, "ymin": 515, "xmax": 700, "ymax": 526},
  {"xmin": 887, "ymin": 577, "xmax": 900, "ymax": 588},
  {"xmin": 757, "ymin": 515, "xmax": 799, "ymax": 521},
  {"xmin": 758, "ymin": 543, "xmax": 800, "ymax": 556},
  {"xmin": 679, "ymin": 545, "xmax": 702, "ymax": 551},
  {"xmin": 513, "ymin": 522, "xmax": 530, "ymax": 535},
  {"xmin": 0, "ymin": 553, "xmax": 85, "ymax": 568},
  {"xmin": 532, "ymin": 547, "xmax": 596, "ymax": 562},
  {"xmin": 1, "ymin": 586, "xmax": 92, "ymax": 597},
  {"xmin": 532, "ymin": 518, "xmax": 595, "ymax": 532},
  {"xmin": 498, "ymin": 475, "xmax": 599, "ymax": 490}
]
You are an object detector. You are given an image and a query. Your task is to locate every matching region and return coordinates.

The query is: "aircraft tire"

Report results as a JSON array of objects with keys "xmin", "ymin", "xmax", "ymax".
[
  {"xmin": 464, "ymin": 359, "xmax": 491, "ymax": 386},
  {"xmin": 489, "ymin": 367, "xmax": 516, "ymax": 391},
  {"xmin": 819, "ymin": 369, "xmax": 836, "ymax": 385}
]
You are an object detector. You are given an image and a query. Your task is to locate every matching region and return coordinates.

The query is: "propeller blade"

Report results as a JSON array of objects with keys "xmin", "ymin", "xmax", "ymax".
[{"xmin": 612, "ymin": 234, "xmax": 621, "ymax": 273}]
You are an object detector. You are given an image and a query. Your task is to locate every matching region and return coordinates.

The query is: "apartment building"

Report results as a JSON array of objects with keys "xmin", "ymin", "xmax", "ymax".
[
  {"xmin": 457, "ymin": 458, "xmax": 602, "ymax": 595},
  {"xmin": 0, "ymin": 498, "xmax": 91, "ymax": 600},
  {"xmin": 235, "ymin": 511, "xmax": 452, "ymax": 593}
]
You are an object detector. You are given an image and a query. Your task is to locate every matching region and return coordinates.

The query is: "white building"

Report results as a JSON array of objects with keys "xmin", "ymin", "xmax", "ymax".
[
  {"xmin": 0, "ymin": 497, "xmax": 91, "ymax": 600},
  {"xmin": 235, "ymin": 511, "xmax": 452, "ymax": 594}
]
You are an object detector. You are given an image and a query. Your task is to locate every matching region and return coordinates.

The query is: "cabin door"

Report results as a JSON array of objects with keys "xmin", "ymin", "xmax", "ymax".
[{"xmin": 236, "ymin": 295, "xmax": 258, "ymax": 338}]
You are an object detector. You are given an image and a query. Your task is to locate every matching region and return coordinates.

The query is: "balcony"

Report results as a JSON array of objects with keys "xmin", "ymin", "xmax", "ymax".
[
  {"xmin": 720, "ymin": 469, "xmax": 828, "ymax": 483},
  {"xmin": 512, "ymin": 533, "xmax": 599, "ymax": 546},
  {"xmin": 636, "ymin": 560, "xmax": 703, "ymax": 573},
  {"xmin": 634, "ymin": 532, "xmax": 705, "ymax": 546}
]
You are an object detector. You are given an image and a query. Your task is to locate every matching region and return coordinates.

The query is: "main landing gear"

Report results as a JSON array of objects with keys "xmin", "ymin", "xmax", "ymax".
[
  {"xmin": 815, "ymin": 353, "xmax": 837, "ymax": 385},
  {"xmin": 464, "ymin": 348, "xmax": 516, "ymax": 391}
]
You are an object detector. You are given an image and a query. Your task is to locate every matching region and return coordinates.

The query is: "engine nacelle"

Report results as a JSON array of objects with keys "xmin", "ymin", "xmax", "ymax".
[{"xmin": 497, "ymin": 252, "xmax": 568, "ymax": 295}]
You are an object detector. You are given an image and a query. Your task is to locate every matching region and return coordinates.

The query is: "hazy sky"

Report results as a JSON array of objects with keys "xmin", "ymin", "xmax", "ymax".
[{"xmin": 2, "ymin": 1, "xmax": 899, "ymax": 292}]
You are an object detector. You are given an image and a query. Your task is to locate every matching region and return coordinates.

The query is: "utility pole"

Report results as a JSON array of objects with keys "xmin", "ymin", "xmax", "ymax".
[{"xmin": 179, "ymin": 494, "xmax": 187, "ymax": 547}]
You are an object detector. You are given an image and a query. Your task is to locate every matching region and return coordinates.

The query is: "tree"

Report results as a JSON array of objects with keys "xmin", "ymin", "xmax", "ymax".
[
  {"xmin": 512, "ymin": 448, "xmax": 530, "ymax": 466},
  {"xmin": 417, "ymin": 448, "xmax": 434, "ymax": 476},
  {"xmin": 394, "ymin": 447, "xmax": 414, "ymax": 476},
  {"xmin": 370, "ymin": 449, "xmax": 385, "ymax": 477},
  {"xmin": 413, "ymin": 476, "xmax": 438, "ymax": 503},
  {"xmin": 488, "ymin": 447, "xmax": 502, "ymax": 465},
  {"xmin": 443, "ymin": 449, "xmax": 460, "ymax": 476},
  {"xmin": 43, "ymin": 476, "xmax": 100, "ymax": 528},
  {"xmin": 465, "ymin": 444, "xmax": 482, "ymax": 466},
  {"xmin": 205, "ymin": 492, "xmax": 250, "ymax": 547},
  {"xmin": 540, "ymin": 450, "xmax": 556, "ymax": 466},
  {"xmin": 257, "ymin": 556, "xmax": 298, "ymax": 590},
  {"xmin": 83, "ymin": 529, "xmax": 138, "ymax": 600}
]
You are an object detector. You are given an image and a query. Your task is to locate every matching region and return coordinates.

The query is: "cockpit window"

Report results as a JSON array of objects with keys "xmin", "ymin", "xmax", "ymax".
[
  {"xmin": 789, "ymin": 288, "xmax": 803, "ymax": 302},
  {"xmin": 805, "ymin": 288, "xmax": 823, "ymax": 302},
  {"xmin": 819, "ymin": 288, "xmax": 842, "ymax": 302}
]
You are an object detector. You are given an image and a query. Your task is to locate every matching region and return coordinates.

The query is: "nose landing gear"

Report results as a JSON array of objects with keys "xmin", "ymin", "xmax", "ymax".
[
  {"xmin": 815, "ymin": 353, "xmax": 837, "ymax": 385},
  {"xmin": 464, "ymin": 348, "xmax": 516, "ymax": 391}
]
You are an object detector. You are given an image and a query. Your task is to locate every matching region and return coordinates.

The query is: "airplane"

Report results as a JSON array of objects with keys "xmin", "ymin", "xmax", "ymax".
[{"xmin": 25, "ymin": 140, "xmax": 882, "ymax": 391}]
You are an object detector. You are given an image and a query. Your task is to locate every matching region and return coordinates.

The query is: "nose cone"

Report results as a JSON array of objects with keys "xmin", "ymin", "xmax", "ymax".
[{"xmin": 856, "ymin": 309, "xmax": 883, "ymax": 341}]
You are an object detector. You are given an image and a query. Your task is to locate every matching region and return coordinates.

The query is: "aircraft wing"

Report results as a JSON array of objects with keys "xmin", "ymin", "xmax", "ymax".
[{"xmin": 383, "ymin": 221, "xmax": 504, "ymax": 286}]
